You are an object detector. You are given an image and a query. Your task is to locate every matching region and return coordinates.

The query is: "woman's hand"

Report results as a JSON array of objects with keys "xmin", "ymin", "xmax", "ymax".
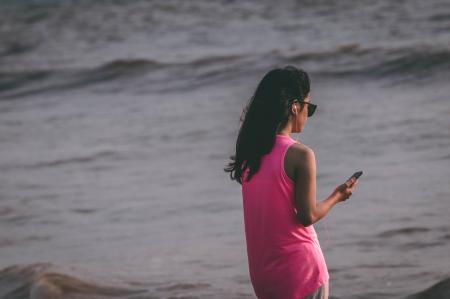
[{"xmin": 332, "ymin": 177, "xmax": 359, "ymax": 203}]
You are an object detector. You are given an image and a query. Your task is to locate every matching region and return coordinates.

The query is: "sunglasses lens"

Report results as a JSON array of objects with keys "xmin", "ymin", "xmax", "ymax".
[{"xmin": 308, "ymin": 104, "xmax": 316, "ymax": 117}]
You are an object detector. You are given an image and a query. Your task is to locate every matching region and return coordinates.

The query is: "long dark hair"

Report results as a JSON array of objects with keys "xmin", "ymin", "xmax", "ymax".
[{"xmin": 224, "ymin": 65, "xmax": 311, "ymax": 185}]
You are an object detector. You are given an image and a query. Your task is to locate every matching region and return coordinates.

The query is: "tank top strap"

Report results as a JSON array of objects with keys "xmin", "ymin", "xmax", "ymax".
[
  {"xmin": 275, "ymin": 134, "xmax": 298, "ymax": 152},
  {"xmin": 275, "ymin": 134, "xmax": 297, "ymax": 185}
]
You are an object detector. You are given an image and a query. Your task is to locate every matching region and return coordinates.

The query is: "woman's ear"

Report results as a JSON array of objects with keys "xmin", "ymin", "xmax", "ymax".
[{"xmin": 291, "ymin": 101, "xmax": 298, "ymax": 114}]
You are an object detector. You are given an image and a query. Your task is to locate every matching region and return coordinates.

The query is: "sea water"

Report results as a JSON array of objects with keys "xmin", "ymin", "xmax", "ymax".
[{"xmin": 1, "ymin": 1, "xmax": 450, "ymax": 298}]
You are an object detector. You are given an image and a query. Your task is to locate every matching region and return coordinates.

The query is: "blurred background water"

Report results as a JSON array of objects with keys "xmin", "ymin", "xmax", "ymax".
[{"xmin": 1, "ymin": 0, "xmax": 449, "ymax": 298}]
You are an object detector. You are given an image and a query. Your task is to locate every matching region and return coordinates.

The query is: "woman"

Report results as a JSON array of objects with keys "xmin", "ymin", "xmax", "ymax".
[{"xmin": 224, "ymin": 65, "xmax": 359, "ymax": 299}]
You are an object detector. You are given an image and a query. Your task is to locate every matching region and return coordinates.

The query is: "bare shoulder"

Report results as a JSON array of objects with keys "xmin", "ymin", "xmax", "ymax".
[
  {"xmin": 284, "ymin": 143, "xmax": 315, "ymax": 180},
  {"xmin": 287, "ymin": 143, "xmax": 315, "ymax": 163}
]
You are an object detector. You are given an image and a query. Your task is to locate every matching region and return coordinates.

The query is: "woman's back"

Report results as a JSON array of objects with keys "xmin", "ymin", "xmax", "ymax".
[{"xmin": 242, "ymin": 134, "xmax": 329, "ymax": 299}]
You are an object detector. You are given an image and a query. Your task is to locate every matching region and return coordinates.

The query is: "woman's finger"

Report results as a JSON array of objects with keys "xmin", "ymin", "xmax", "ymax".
[
  {"xmin": 350, "ymin": 178, "xmax": 359, "ymax": 188},
  {"xmin": 345, "ymin": 177, "xmax": 356, "ymax": 187}
]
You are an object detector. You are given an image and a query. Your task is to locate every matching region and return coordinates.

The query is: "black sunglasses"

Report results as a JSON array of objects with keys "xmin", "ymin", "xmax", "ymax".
[{"xmin": 293, "ymin": 99, "xmax": 317, "ymax": 117}]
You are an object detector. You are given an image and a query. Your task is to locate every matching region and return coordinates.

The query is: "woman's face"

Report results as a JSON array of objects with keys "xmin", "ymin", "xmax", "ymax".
[{"xmin": 293, "ymin": 92, "xmax": 311, "ymax": 133}]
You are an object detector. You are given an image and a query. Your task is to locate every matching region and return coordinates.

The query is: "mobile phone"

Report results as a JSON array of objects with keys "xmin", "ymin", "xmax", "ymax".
[{"xmin": 350, "ymin": 171, "xmax": 363, "ymax": 180}]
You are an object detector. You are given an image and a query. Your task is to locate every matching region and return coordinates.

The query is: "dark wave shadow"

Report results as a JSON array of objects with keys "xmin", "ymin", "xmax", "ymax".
[
  {"xmin": 0, "ymin": 262, "xmax": 148, "ymax": 299},
  {"xmin": 403, "ymin": 277, "xmax": 450, "ymax": 299}
]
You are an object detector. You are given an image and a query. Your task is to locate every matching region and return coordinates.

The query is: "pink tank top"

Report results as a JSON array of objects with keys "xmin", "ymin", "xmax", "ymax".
[{"xmin": 242, "ymin": 134, "xmax": 329, "ymax": 299}]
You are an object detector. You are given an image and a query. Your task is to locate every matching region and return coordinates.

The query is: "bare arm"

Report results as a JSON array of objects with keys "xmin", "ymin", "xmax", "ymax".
[{"xmin": 293, "ymin": 146, "xmax": 358, "ymax": 227}]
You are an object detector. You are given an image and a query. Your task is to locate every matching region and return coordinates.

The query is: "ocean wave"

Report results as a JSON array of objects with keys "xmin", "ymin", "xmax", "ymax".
[
  {"xmin": 0, "ymin": 54, "xmax": 245, "ymax": 99},
  {"xmin": 0, "ymin": 150, "xmax": 121, "ymax": 171},
  {"xmin": 1, "ymin": 45, "xmax": 448, "ymax": 99},
  {"xmin": 0, "ymin": 262, "xmax": 449, "ymax": 299},
  {"xmin": 377, "ymin": 226, "xmax": 431, "ymax": 238},
  {"xmin": 96, "ymin": 58, "xmax": 161, "ymax": 75},
  {"xmin": 360, "ymin": 47, "xmax": 450, "ymax": 78},
  {"xmin": 0, "ymin": 263, "xmax": 146, "ymax": 299},
  {"xmin": 0, "ymin": 40, "xmax": 37, "ymax": 57},
  {"xmin": 0, "ymin": 59, "xmax": 160, "ymax": 100},
  {"xmin": 0, "ymin": 70, "xmax": 52, "ymax": 93},
  {"xmin": 285, "ymin": 44, "xmax": 450, "ymax": 80},
  {"xmin": 25, "ymin": 150, "xmax": 119, "ymax": 169},
  {"xmin": 404, "ymin": 277, "xmax": 450, "ymax": 299}
]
